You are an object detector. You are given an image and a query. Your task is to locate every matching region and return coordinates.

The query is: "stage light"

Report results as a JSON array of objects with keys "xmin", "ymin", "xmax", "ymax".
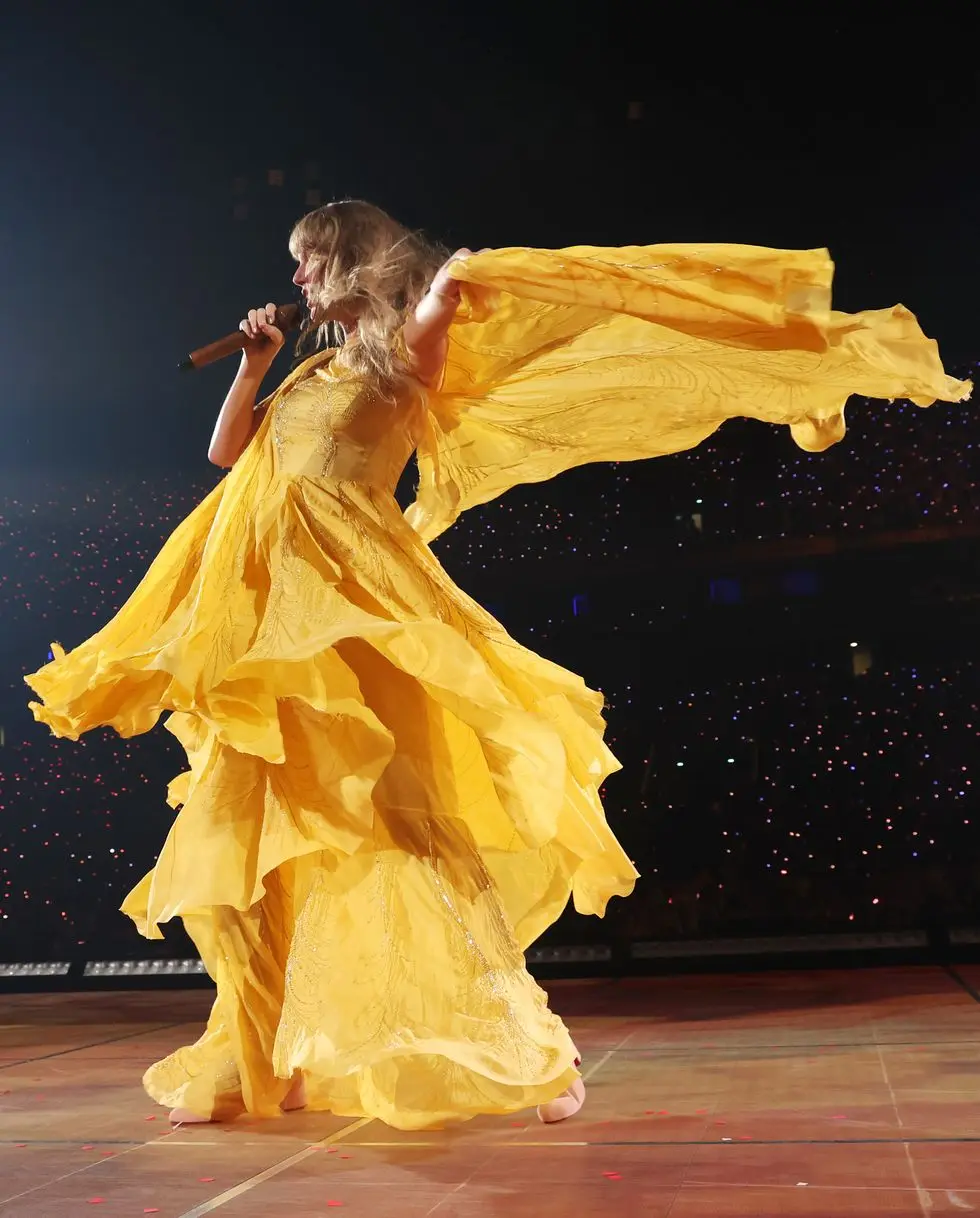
[
  {"xmin": 631, "ymin": 931, "xmax": 928, "ymax": 959},
  {"xmin": 526, "ymin": 945, "xmax": 612, "ymax": 965},
  {"xmin": 82, "ymin": 959, "xmax": 207, "ymax": 978},
  {"xmin": 0, "ymin": 962, "xmax": 71, "ymax": 977}
]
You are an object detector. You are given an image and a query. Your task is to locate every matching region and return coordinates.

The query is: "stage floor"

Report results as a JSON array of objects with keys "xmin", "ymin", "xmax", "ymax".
[{"xmin": 3, "ymin": 966, "xmax": 980, "ymax": 1216}]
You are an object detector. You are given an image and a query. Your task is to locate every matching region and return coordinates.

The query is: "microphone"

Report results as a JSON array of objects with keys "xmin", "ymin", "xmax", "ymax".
[{"xmin": 178, "ymin": 303, "xmax": 304, "ymax": 372}]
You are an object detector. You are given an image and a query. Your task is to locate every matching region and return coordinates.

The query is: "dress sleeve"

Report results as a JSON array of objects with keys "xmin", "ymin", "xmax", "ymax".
[{"xmin": 404, "ymin": 243, "xmax": 971, "ymax": 543}]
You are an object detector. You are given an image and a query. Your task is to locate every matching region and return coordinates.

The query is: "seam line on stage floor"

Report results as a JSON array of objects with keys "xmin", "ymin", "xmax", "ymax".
[
  {"xmin": 0, "ymin": 1020, "xmax": 191, "ymax": 1071},
  {"xmin": 946, "ymin": 964, "xmax": 980, "ymax": 1006}
]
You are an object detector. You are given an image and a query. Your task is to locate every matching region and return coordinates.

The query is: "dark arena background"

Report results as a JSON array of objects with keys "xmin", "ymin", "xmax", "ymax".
[{"xmin": 2, "ymin": 3, "xmax": 979, "ymax": 1215}]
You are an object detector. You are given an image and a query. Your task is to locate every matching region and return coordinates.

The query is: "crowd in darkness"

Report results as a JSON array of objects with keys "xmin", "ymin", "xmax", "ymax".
[
  {"xmin": 599, "ymin": 662, "xmax": 980, "ymax": 945},
  {"xmin": 0, "ymin": 366, "xmax": 978, "ymax": 960}
]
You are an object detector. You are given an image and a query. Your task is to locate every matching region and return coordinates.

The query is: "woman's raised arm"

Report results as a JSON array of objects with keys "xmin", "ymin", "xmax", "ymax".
[{"xmin": 401, "ymin": 249, "xmax": 472, "ymax": 386}]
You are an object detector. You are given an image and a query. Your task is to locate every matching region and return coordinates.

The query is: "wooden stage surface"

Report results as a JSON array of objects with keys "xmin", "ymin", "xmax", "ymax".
[{"xmin": 3, "ymin": 966, "xmax": 980, "ymax": 1216}]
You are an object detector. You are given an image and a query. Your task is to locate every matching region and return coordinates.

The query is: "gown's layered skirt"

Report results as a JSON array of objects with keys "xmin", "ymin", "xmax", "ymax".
[
  {"xmin": 26, "ymin": 467, "xmax": 624, "ymax": 1123},
  {"xmin": 25, "ymin": 244, "xmax": 970, "ymax": 1127}
]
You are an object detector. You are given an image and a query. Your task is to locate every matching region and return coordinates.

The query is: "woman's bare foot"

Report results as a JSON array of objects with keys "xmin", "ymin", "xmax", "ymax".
[
  {"xmin": 281, "ymin": 1075, "xmax": 307, "ymax": 1112},
  {"xmin": 537, "ymin": 1077, "xmax": 586, "ymax": 1124},
  {"xmin": 168, "ymin": 1107, "xmax": 213, "ymax": 1125}
]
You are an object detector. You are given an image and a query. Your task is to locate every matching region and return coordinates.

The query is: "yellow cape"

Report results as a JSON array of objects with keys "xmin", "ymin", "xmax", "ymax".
[{"xmin": 407, "ymin": 243, "xmax": 969, "ymax": 542}]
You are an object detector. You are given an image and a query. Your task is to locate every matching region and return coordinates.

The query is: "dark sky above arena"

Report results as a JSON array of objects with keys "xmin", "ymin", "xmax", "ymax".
[{"xmin": 1, "ymin": 1, "xmax": 976, "ymax": 473}]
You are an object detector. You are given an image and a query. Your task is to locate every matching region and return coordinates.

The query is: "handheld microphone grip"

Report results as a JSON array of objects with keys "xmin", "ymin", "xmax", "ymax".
[{"xmin": 178, "ymin": 303, "xmax": 303, "ymax": 372}]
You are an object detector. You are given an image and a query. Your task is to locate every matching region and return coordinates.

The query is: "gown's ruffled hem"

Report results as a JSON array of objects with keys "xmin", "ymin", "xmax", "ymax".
[
  {"xmin": 142, "ymin": 1051, "xmax": 582, "ymax": 1129},
  {"xmin": 133, "ymin": 841, "xmax": 587, "ymax": 1128}
]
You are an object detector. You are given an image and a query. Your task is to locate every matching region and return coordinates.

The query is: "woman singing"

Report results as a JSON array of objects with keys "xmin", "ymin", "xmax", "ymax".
[{"xmin": 26, "ymin": 200, "xmax": 969, "ymax": 1128}]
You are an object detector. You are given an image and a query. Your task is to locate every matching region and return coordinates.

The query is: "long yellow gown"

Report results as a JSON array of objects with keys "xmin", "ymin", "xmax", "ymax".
[{"xmin": 25, "ymin": 244, "xmax": 969, "ymax": 1128}]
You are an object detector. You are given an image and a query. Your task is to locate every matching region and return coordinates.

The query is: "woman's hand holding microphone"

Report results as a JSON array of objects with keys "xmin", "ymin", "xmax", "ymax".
[{"xmin": 239, "ymin": 303, "xmax": 286, "ymax": 375}]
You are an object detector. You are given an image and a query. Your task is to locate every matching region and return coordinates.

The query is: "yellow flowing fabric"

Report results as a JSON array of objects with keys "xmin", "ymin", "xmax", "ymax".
[
  {"xmin": 407, "ymin": 244, "xmax": 970, "ymax": 540},
  {"xmin": 25, "ymin": 244, "xmax": 969, "ymax": 1129}
]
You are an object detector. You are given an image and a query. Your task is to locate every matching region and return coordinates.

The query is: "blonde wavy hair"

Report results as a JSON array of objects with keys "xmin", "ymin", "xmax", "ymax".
[{"xmin": 288, "ymin": 200, "xmax": 448, "ymax": 387}]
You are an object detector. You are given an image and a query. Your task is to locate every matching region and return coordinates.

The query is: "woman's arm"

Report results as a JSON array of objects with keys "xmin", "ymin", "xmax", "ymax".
[
  {"xmin": 208, "ymin": 304, "xmax": 284, "ymax": 467},
  {"xmin": 401, "ymin": 249, "xmax": 472, "ymax": 386}
]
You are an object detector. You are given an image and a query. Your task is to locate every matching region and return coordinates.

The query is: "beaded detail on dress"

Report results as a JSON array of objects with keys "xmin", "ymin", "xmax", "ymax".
[{"xmin": 272, "ymin": 352, "xmax": 424, "ymax": 490}]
